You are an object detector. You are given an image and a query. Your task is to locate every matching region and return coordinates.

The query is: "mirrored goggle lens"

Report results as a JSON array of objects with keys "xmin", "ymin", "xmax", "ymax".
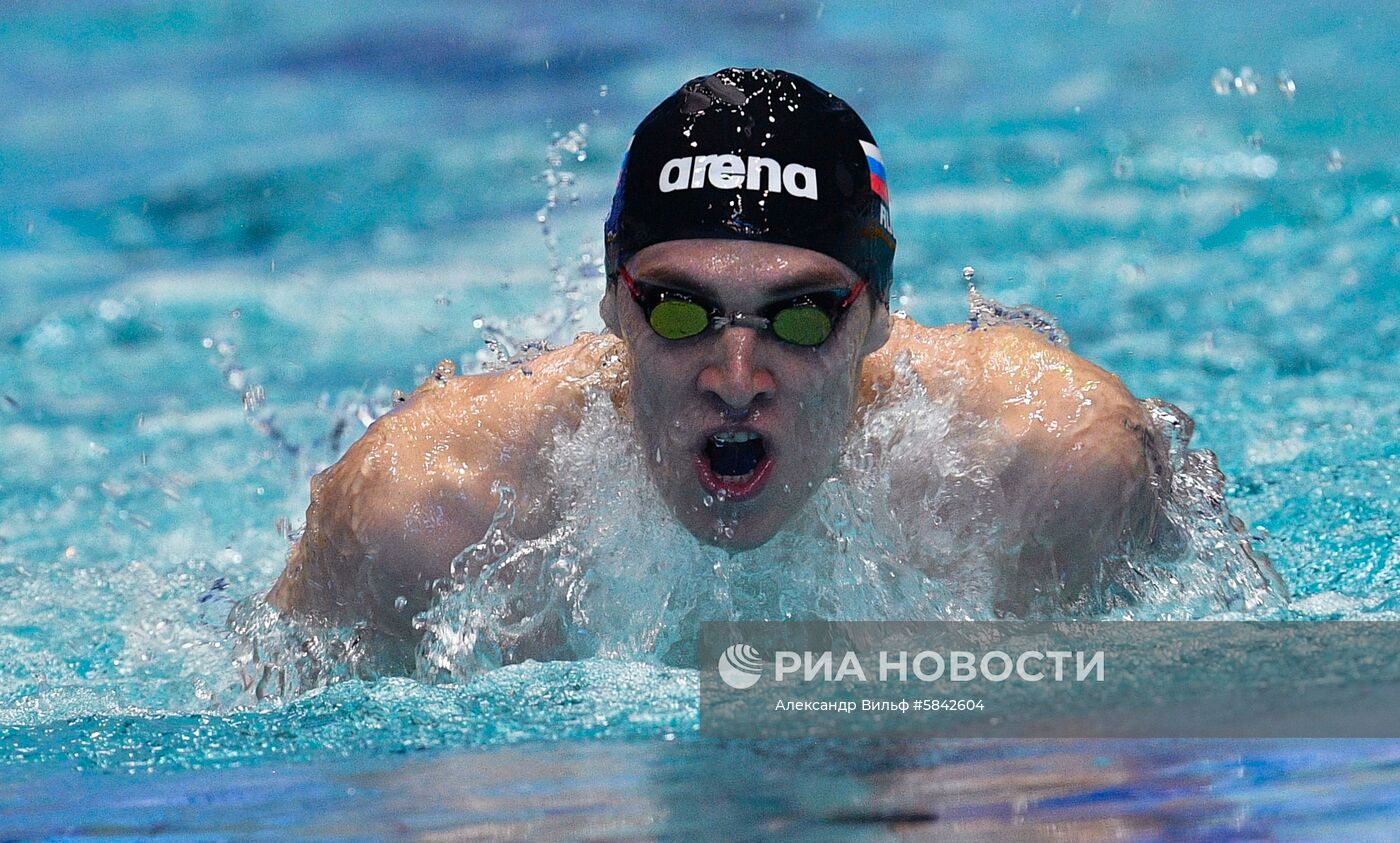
[
  {"xmin": 771, "ymin": 305, "xmax": 834, "ymax": 346},
  {"xmin": 649, "ymin": 299, "xmax": 711, "ymax": 339}
]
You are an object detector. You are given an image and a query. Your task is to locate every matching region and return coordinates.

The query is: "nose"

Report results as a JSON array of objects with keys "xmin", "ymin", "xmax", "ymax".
[{"xmin": 697, "ymin": 326, "xmax": 776, "ymax": 410}]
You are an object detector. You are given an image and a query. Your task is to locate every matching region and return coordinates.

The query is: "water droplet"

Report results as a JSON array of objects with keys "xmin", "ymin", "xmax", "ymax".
[
  {"xmin": 702, "ymin": 494, "xmax": 714, "ymax": 508},
  {"xmin": 1276, "ymin": 71, "xmax": 1296, "ymax": 100},
  {"xmin": 1234, "ymin": 67, "xmax": 1259, "ymax": 96},
  {"xmin": 1325, "ymin": 148, "xmax": 1345, "ymax": 172},
  {"xmin": 394, "ymin": 596, "xmax": 408, "ymax": 611},
  {"xmin": 962, "ymin": 266, "xmax": 976, "ymax": 283},
  {"xmin": 433, "ymin": 359, "xmax": 456, "ymax": 383},
  {"xmin": 598, "ymin": 84, "xmax": 608, "ymax": 97},
  {"xmin": 1211, "ymin": 68, "xmax": 1234, "ymax": 95}
]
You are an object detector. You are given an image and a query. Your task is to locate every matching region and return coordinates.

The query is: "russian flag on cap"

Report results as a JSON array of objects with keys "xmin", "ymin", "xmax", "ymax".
[{"xmin": 860, "ymin": 140, "xmax": 889, "ymax": 204}]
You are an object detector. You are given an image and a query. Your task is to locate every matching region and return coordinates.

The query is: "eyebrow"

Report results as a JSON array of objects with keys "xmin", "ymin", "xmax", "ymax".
[{"xmin": 633, "ymin": 268, "xmax": 853, "ymax": 301}]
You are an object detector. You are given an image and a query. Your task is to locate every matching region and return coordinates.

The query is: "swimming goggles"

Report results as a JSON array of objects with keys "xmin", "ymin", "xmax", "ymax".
[{"xmin": 618, "ymin": 266, "xmax": 866, "ymax": 348}]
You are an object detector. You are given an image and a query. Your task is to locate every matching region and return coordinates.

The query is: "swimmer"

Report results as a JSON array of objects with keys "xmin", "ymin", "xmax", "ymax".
[{"xmin": 269, "ymin": 68, "xmax": 1165, "ymax": 646}]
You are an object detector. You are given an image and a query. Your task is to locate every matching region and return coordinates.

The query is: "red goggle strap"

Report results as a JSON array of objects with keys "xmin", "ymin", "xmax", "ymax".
[
  {"xmin": 618, "ymin": 265, "xmax": 642, "ymax": 300},
  {"xmin": 841, "ymin": 278, "xmax": 867, "ymax": 308}
]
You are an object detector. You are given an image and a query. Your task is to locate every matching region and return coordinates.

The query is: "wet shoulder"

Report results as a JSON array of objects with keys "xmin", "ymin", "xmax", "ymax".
[
  {"xmin": 966, "ymin": 323, "xmax": 1142, "ymax": 440},
  {"xmin": 859, "ymin": 316, "xmax": 971, "ymax": 403},
  {"xmin": 371, "ymin": 332, "xmax": 626, "ymax": 456},
  {"xmin": 861, "ymin": 316, "xmax": 1143, "ymax": 439}
]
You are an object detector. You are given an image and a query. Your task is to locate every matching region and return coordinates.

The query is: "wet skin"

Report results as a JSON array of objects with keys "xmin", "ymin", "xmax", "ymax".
[
  {"xmin": 269, "ymin": 240, "xmax": 1166, "ymax": 641},
  {"xmin": 600, "ymin": 240, "xmax": 890, "ymax": 549}
]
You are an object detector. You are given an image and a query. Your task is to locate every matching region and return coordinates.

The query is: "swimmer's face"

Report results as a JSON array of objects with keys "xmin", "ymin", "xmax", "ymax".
[{"xmin": 601, "ymin": 239, "xmax": 890, "ymax": 549}]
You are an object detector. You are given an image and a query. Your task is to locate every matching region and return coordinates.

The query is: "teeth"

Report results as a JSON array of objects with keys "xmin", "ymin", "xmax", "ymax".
[{"xmin": 712, "ymin": 431, "xmax": 760, "ymax": 444}]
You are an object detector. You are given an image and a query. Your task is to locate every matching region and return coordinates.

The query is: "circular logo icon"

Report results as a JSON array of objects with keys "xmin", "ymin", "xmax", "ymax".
[{"xmin": 717, "ymin": 643, "xmax": 764, "ymax": 690}]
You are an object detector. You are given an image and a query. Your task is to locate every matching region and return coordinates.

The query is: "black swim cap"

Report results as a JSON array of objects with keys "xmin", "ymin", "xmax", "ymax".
[{"xmin": 605, "ymin": 68, "xmax": 896, "ymax": 301}]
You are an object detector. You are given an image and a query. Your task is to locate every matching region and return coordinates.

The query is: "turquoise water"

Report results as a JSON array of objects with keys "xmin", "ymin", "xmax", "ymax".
[{"xmin": 2, "ymin": 1, "xmax": 1398, "ymax": 838}]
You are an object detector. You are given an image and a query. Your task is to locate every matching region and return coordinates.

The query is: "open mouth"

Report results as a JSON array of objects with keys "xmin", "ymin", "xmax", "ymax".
[{"xmin": 695, "ymin": 431, "xmax": 774, "ymax": 501}]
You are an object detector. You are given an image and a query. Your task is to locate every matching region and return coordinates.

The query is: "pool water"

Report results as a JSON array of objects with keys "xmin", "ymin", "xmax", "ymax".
[{"xmin": 2, "ymin": 0, "xmax": 1397, "ymax": 838}]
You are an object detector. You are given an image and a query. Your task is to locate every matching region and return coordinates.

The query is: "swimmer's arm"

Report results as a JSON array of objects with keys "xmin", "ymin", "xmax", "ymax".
[
  {"xmin": 874, "ymin": 320, "xmax": 1165, "ymax": 603},
  {"xmin": 267, "ymin": 333, "xmax": 620, "ymax": 637},
  {"xmin": 999, "ymin": 390, "xmax": 1163, "ymax": 603},
  {"xmin": 266, "ymin": 385, "xmax": 515, "ymax": 638},
  {"xmin": 978, "ymin": 327, "xmax": 1165, "ymax": 603}
]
